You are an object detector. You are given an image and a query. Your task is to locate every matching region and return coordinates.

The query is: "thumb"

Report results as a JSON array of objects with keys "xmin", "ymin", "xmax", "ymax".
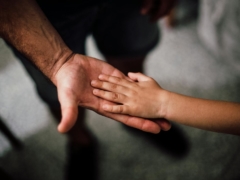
[
  {"xmin": 128, "ymin": 72, "xmax": 151, "ymax": 82},
  {"xmin": 57, "ymin": 89, "xmax": 78, "ymax": 133}
]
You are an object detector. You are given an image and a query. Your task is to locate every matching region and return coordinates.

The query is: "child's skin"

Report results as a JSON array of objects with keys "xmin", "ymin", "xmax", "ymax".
[{"xmin": 91, "ymin": 72, "xmax": 240, "ymax": 135}]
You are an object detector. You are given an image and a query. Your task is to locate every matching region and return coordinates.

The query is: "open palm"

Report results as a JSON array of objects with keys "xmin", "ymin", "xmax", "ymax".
[{"xmin": 55, "ymin": 54, "xmax": 171, "ymax": 134}]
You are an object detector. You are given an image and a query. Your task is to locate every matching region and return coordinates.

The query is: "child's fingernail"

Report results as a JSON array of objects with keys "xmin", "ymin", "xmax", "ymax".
[
  {"xmin": 91, "ymin": 80, "xmax": 97, "ymax": 85},
  {"xmin": 102, "ymin": 104, "xmax": 109, "ymax": 110},
  {"xmin": 99, "ymin": 74, "xmax": 104, "ymax": 79},
  {"xmin": 93, "ymin": 89, "xmax": 98, "ymax": 94}
]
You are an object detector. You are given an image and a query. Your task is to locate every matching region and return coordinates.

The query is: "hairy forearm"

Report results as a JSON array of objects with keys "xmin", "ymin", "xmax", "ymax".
[
  {"xmin": 0, "ymin": 0, "xmax": 73, "ymax": 83},
  {"xmin": 164, "ymin": 92, "xmax": 240, "ymax": 135}
]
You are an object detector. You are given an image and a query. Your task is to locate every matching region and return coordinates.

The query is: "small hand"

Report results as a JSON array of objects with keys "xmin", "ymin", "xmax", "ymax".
[
  {"xmin": 141, "ymin": 0, "xmax": 176, "ymax": 22},
  {"xmin": 54, "ymin": 55, "xmax": 171, "ymax": 134},
  {"xmin": 91, "ymin": 72, "xmax": 169, "ymax": 119}
]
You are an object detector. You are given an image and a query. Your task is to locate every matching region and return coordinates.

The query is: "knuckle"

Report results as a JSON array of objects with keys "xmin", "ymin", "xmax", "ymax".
[
  {"xmin": 118, "ymin": 106, "xmax": 123, "ymax": 113},
  {"xmin": 97, "ymin": 81, "xmax": 103, "ymax": 87},
  {"xmin": 132, "ymin": 84, "xmax": 138, "ymax": 89},
  {"xmin": 102, "ymin": 82, "xmax": 108, "ymax": 89},
  {"xmin": 131, "ymin": 82, "xmax": 138, "ymax": 88},
  {"xmin": 110, "ymin": 83, "xmax": 118, "ymax": 90},
  {"xmin": 118, "ymin": 85, "xmax": 125, "ymax": 93},
  {"xmin": 111, "ymin": 92, "xmax": 118, "ymax": 100},
  {"xmin": 100, "ymin": 90, "xmax": 106, "ymax": 96},
  {"xmin": 108, "ymin": 106, "xmax": 113, "ymax": 112},
  {"xmin": 113, "ymin": 77, "xmax": 121, "ymax": 84},
  {"xmin": 129, "ymin": 90, "xmax": 136, "ymax": 96},
  {"xmin": 106, "ymin": 75, "xmax": 111, "ymax": 81}
]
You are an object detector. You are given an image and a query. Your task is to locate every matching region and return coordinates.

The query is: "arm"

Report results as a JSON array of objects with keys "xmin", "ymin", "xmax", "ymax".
[
  {"xmin": 0, "ymin": 0, "xmax": 72, "ymax": 81},
  {"xmin": 0, "ymin": 0, "xmax": 171, "ymax": 134},
  {"xmin": 91, "ymin": 72, "xmax": 240, "ymax": 135},
  {"xmin": 166, "ymin": 93, "xmax": 240, "ymax": 135}
]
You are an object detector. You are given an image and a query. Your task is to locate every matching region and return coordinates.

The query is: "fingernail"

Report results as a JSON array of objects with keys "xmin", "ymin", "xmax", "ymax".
[
  {"xmin": 93, "ymin": 89, "xmax": 98, "ymax": 94},
  {"xmin": 91, "ymin": 80, "xmax": 97, "ymax": 85},
  {"xmin": 102, "ymin": 104, "xmax": 109, "ymax": 110},
  {"xmin": 99, "ymin": 74, "xmax": 104, "ymax": 79}
]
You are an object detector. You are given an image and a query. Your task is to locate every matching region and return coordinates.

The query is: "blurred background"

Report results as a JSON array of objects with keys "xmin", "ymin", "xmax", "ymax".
[{"xmin": 1, "ymin": 0, "xmax": 240, "ymax": 179}]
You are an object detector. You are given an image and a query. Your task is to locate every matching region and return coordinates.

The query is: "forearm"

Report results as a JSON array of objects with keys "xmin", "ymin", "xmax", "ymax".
[
  {"xmin": 0, "ymin": 0, "xmax": 73, "ymax": 84},
  {"xmin": 164, "ymin": 92, "xmax": 240, "ymax": 135}
]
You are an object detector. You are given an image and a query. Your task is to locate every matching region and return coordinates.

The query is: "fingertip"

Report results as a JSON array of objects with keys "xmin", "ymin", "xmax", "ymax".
[
  {"xmin": 58, "ymin": 106, "xmax": 78, "ymax": 134},
  {"xmin": 140, "ymin": 119, "xmax": 161, "ymax": 134},
  {"xmin": 128, "ymin": 72, "xmax": 134, "ymax": 76},
  {"xmin": 98, "ymin": 74, "xmax": 105, "ymax": 80},
  {"xmin": 57, "ymin": 118, "xmax": 76, "ymax": 134},
  {"xmin": 128, "ymin": 72, "xmax": 137, "ymax": 81},
  {"xmin": 155, "ymin": 125, "xmax": 161, "ymax": 134},
  {"xmin": 149, "ymin": 124, "xmax": 161, "ymax": 134},
  {"xmin": 57, "ymin": 123, "xmax": 67, "ymax": 134},
  {"xmin": 149, "ymin": 125, "xmax": 161, "ymax": 134},
  {"xmin": 128, "ymin": 72, "xmax": 149, "ymax": 81},
  {"xmin": 93, "ymin": 89, "xmax": 98, "ymax": 95},
  {"xmin": 57, "ymin": 117, "xmax": 72, "ymax": 134},
  {"xmin": 166, "ymin": 123, "xmax": 172, "ymax": 131},
  {"xmin": 156, "ymin": 119, "xmax": 172, "ymax": 131},
  {"xmin": 91, "ymin": 80, "xmax": 97, "ymax": 86},
  {"xmin": 162, "ymin": 121, "xmax": 172, "ymax": 131}
]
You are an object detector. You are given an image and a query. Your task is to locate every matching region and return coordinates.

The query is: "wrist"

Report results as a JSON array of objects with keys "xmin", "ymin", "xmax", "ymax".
[
  {"xmin": 156, "ymin": 89, "xmax": 171, "ymax": 119},
  {"xmin": 49, "ymin": 49, "xmax": 75, "ymax": 85}
]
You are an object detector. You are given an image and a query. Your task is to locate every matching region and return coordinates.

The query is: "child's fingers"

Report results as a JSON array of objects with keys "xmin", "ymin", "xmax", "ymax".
[
  {"xmin": 128, "ymin": 72, "xmax": 151, "ymax": 82},
  {"xmin": 93, "ymin": 89, "xmax": 126, "ymax": 104},
  {"xmin": 102, "ymin": 104, "xmax": 129, "ymax": 114},
  {"xmin": 100, "ymin": 100, "xmax": 161, "ymax": 134},
  {"xmin": 99, "ymin": 74, "xmax": 132, "ymax": 87},
  {"xmin": 91, "ymin": 80, "xmax": 129, "ymax": 94}
]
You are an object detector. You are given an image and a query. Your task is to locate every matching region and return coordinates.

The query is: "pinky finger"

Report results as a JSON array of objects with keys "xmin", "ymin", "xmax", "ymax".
[{"xmin": 102, "ymin": 104, "xmax": 128, "ymax": 114}]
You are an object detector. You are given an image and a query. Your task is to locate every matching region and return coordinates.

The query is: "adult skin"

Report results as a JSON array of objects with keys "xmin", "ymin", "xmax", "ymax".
[
  {"xmin": 141, "ymin": 0, "xmax": 176, "ymax": 21},
  {"xmin": 0, "ymin": 0, "xmax": 172, "ymax": 134}
]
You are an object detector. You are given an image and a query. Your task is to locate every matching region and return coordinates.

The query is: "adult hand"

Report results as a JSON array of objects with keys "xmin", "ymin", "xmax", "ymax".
[
  {"xmin": 141, "ymin": 0, "xmax": 176, "ymax": 22},
  {"xmin": 53, "ymin": 54, "xmax": 171, "ymax": 134}
]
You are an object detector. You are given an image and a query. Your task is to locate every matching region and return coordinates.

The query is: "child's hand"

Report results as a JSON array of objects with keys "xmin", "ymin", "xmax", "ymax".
[{"xmin": 91, "ymin": 72, "xmax": 169, "ymax": 119}]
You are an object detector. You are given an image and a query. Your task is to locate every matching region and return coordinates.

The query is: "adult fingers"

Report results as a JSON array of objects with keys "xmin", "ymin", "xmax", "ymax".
[
  {"xmin": 151, "ymin": 1, "xmax": 166, "ymax": 21},
  {"xmin": 156, "ymin": 0, "xmax": 177, "ymax": 21},
  {"xmin": 106, "ymin": 111, "xmax": 161, "ymax": 134},
  {"xmin": 155, "ymin": 118, "xmax": 172, "ymax": 131},
  {"xmin": 141, "ymin": 0, "xmax": 154, "ymax": 15},
  {"xmin": 150, "ymin": 0, "xmax": 176, "ymax": 22},
  {"xmin": 98, "ymin": 100, "xmax": 160, "ymax": 134},
  {"xmin": 57, "ymin": 88, "xmax": 78, "ymax": 133}
]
